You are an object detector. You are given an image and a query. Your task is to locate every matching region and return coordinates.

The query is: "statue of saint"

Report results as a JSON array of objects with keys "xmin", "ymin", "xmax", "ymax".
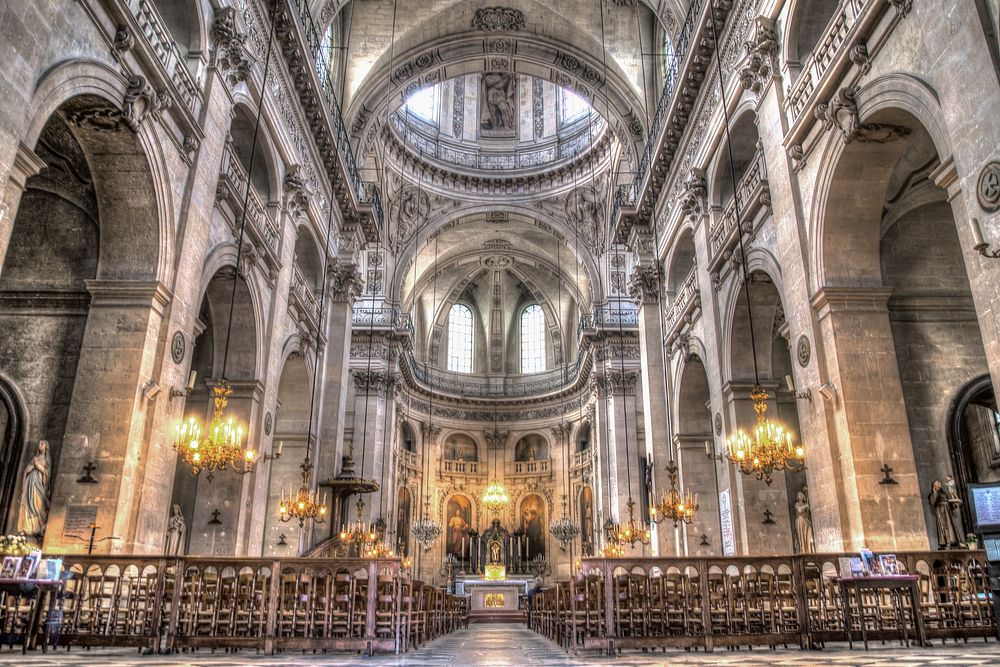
[
  {"xmin": 165, "ymin": 504, "xmax": 186, "ymax": 556},
  {"xmin": 17, "ymin": 440, "xmax": 51, "ymax": 538},
  {"xmin": 490, "ymin": 540, "xmax": 502, "ymax": 564},
  {"xmin": 794, "ymin": 489, "xmax": 815, "ymax": 554},
  {"xmin": 943, "ymin": 475, "xmax": 965, "ymax": 538},
  {"xmin": 929, "ymin": 479, "xmax": 960, "ymax": 549}
]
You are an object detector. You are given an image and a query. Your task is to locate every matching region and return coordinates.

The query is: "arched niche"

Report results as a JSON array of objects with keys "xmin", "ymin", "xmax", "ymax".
[
  {"xmin": 710, "ymin": 111, "xmax": 758, "ymax": 208},
  {"xmin": 518, "ymin": 493, "xmax": 547, "ymax": 559},
  {"xmin": 230, "ymin": 104, "xmax": 277, "ymax": 203},
  {"xmin": 442, "ymin": 432, "xmax": 478, "ymax": 461},
  {"xmin": 400, "ymin": 421, "xmax": 417, "ymax": 452},
  {"xmin": 576, "ymin": 422, "xmax": 591, "ymax": 453},
  {"xmin": 665, "ymin": 227, "xmax": 697, "ymax": 294},
  {"xmin": 514, "ymin": 433, "xmax": 548, "ymax": 462},
  {"xmin": 0, "ymin": 379, "xmax": 26, "ymax": 535},
  {"xmin": 782, "ymin": 0, "xmax": 840, "ymax": 82},
  {"xmin": 293, "ymin": 224, "xmax": 324, "ymax": 290}
]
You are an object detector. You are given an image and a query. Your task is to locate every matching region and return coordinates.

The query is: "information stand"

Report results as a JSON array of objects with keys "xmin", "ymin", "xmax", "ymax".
[{"xmin": 968, "ymin": 481, "xmax": 1000, "ymax": 640}]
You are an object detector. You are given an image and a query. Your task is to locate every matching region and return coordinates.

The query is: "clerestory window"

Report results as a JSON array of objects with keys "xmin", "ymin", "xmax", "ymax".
[
  {"xmin": 447, "ymin": 303, "xmax": 473, "ymax": 373},
  {"xmin": 520, "ymin": 304, "xmax": 546, "ymax": 373}
]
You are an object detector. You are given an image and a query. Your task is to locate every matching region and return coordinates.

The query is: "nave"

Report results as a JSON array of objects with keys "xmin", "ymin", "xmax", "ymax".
[{"xmin": 4, "ymin": 624, "xmax": 1000, "ymax": 667}]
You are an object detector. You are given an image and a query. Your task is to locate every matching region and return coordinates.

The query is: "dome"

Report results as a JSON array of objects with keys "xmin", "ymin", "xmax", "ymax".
[{"xmin": 391, "ymin": 73, "xmax": 607, "ymax": 175}]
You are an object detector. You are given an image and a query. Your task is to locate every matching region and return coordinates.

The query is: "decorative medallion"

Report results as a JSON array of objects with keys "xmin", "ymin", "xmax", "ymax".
[
  {"xmin": 472, "ymin": 7, "xmax": 525, "ymax": 32},
  {"xmin": 977, "ymin": 161, "xmax": 1000, "ymax": 212},
  {"xmin": 170, "ymin": 331, "xmax": 185, "ymax": 364},
  {"xmin": 796, "ymin": 335, "xmax": 811, "ymax": 367},
  {"xmin": 264, "ymin": 411, "xmax": 273, "ymax": 436},
  {"xmin": 714, "ymin": 413, "xmax": 723, "ymax": 436}
]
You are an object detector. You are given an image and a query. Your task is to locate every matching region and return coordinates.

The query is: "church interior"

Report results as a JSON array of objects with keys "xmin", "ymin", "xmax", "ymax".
[{"xmin": 1, "ymin": 0, "xmax": 1000, "ymax": 663}]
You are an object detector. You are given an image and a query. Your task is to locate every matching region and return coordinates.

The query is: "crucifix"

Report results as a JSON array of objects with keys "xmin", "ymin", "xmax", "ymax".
[
  {"xmin": 77, "ymin": 461, "xmax": 98, "ymax": 484},
  {"xmin": 878, "ymin": 463, "xmax": 898, "ymax": 485},
  {"xmin": 762, "ymin": 509, "xmax": 775, "ymax": 525},
  {"xmin": 209, "ymin": 509, "xmax": 222, "ymax": 525}
]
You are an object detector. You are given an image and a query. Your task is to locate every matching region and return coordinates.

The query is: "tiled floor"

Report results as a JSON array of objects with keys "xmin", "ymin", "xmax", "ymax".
[{"xmin": 1, "ymin": 624, "xmax": 998, "ymax": 666}]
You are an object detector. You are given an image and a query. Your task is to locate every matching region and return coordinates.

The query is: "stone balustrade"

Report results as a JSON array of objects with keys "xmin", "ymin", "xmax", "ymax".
[
  {"xmin": 507, "ymin": 459, "xmax": 550, "ymax": 477},
  {"xmin": 440, "ymin": 459, "xmax": 482, "ymax": 476},
  {"xmin": 708, "ymin": 150, "xmax": 770, "ymax": 263},
  {"xmin": 664, "ymin": 267, "xmax": 701, "ymax": 336},
  {"xmin": 134, "ymin": 0, "xmax": 203, "ymax": 117},
  {"xmin": 290, "ymin": 265, "xmax": 319, "ymax": 320},
  {"xmin": 217, "ymin": 143, "xmax": 282, "ymax": 262}
]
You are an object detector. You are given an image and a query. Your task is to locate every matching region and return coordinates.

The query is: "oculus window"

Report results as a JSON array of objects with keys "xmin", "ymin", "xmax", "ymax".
[
  {"xmin": 404, "ymin": 84, "xmax": 440, "ymax": 124},
  {"xmin": 447, "ymin": 303, "xmax": 474, "ymax": 373},
  {"xmin": 520, "ymin": 304, "xmax": 546, "ymax": 373}
]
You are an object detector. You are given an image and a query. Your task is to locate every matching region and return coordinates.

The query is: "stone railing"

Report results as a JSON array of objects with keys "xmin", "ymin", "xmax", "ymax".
[
  {"xmin": 571, "ymin": 448, "xmax": 596, "ymax": 470},
  {"xmin": 440, "ymin": 459, "xmax": 481, "ymax": 476},
  {"xmin": 217, "ymin": 143, "xmax": 281, "ymax": 258},
  {"xmin": 507, "ymin": 459, "xmax": 550, "ymax": 477},
  {"xmin": 785, "ymin": 0, "xmax": 874, "ymax": 125},
  {"xmin": 352, "ymin": 304, "xmax": 412, "ymax": 334},
  {"xmin": 290, "ymin": 264, "xmax": 319, "ymax": 318},
  {"xmin": 580, "ymin": 302, "xmax": 639, "ymax": 334},
  {"xmin": 397, "ymin": 447, "xmax": 420, "ymax": 471},
  {"xmin": 281, "ymin": 0, "xmax": 383, "ymax": 241},
  {"xmin": 708, "ymin": 149, "xmax": 769, "ymax": 262},
  {"xmin": 134, "ymin": 0, "xmax": 203, "ymax": 116},
  {"xmin": 664, "ymin": 266, "xmax": 700, "ymax": 335},
  {"xmin": 611, "ymin": 0, "xmax": 725, "ymax": 236},
  {"xmin": 404, "ymin": 348, "xmax": 586, "ymax": 399}
]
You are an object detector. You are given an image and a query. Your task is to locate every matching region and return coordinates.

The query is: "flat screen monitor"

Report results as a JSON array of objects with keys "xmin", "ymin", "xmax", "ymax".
[{"xmin": 968, "ymin": 482, "xmax": 1000, "ymax": 533}]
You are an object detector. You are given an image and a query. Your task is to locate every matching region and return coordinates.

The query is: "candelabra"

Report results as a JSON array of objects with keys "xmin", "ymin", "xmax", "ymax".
[
  {"xmin": 339, "ymin": 497, "xmax": 380, "ymax": 554},
  {"xmin": 278, "ymin": 459, "xmax": 328, "ymax": 527},
  {"xmin": 549, "ymin": 495, "xmax": 580, "ymax": 546},
  {"xmin": 411, "ymin": 496, "xmax": 442, "ymax": 550},
  {"xmin": 727, "ymin": 386, "xmax": 805, "ymax": 485},
  {"xmin": 605, "ymin": 498, "xmax": 651, "ymax": 549},
  {"xmin": 650, "ymin": 460, "xmax": 698, "ymax": 527}
]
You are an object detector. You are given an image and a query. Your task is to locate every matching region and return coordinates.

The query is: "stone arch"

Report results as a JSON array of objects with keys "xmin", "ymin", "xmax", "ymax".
[
  {"xmin": 781, "ymin": 0, "xmax": 840, "ymax": 83},
  {"xmin": 664, "ymin": 226, "xmax": 697, "ymax": 294},
  {"xmin": 25, "ymin": 61, "xmax": 172, "ymax": 283},
  {"xmin": 229, "ymin": 101, "xmax": 281, "ymax": 204},
  {"xmin": 149, "ymin": 0, "xmax": 210, "ymax": 64},
  {"xmin": 514, "ymin": 432, "xmax": 548, "ymax": 461},
  {"xmin": 0, "ymin": 376, "xmax": 27, "ymax": 535},
  {"xmin": 947, "ymin": 374, "xmax": 999, "ymax": 531},
  {"xmin": 442, "ymin": 431, "xmax": 479, "ymax": 461},
  {"xmin": 708, "ymin": 107, "xmax": 759, "ymax": 208},
  {"xmin": 812, "ymin": 74, "xmax": 953, "ymax": 290},
  {"xmin": 293, "ymin": 222, "xmax": 324, "ymax": 290}
]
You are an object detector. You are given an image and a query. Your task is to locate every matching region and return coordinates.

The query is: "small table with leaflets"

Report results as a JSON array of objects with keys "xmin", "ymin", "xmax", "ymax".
[
  {"xmin": 0, "ymin": 578, "xmax": 64, "ymax": 653},
  {"xmin": 835, "ymin": 575, "xmax": 928, "ymax": 649}
]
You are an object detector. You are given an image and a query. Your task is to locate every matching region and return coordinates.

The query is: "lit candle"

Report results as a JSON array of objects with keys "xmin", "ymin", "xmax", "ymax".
[
  {"xmin": 971, "ymin": 217, "xmax": 986, "ymax": 247},
  {"xmin": 278, "ymin": 440, "xmax": 284, "ymax": 455}
]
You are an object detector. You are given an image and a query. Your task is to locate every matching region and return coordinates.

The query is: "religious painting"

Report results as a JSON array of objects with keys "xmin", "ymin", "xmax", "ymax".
[
  {"xmin": 479, "ymin": 72, "xmax": 517, "ymax": 138},
  {"xmin": 445, "ymin": 494, "xmax": 472, "ymax": 557},
  {"xmin": 520, "ymin": 494, "xmax": 546, "ymax": 559},
  {"xmin": 443, "ymin": 433, "xmax": 478, "ymax": 462},
  {"xmin": 514, "ymin": 434, "xmax": 547, "ymax": 462},
  {"xmin": 395, "ymin": 487, "xmax": 412, "ymax": 557},
  {"xmin": 579, "ymin": 486, "xmax": 594, "ymax": 557}
]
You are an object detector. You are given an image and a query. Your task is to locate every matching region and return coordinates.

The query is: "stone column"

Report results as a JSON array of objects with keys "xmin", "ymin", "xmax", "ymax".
[
  {"xmin": 812, "ymin": 287, "xmax": 927, "ymax": 550},
  {"xmin": 348, "ymin": 365, "xmax": 397, "ymax": 523},
  {"xmin": 314, "ymin": 260, "xmax": 362, "ymax": 542},
  {"xmin": 603, "ymin": 367, "xmax": 644, "ymax": 531},
  {"xmin": 43, "ymin": 280, "xmax": 171, "ymax": 553}
]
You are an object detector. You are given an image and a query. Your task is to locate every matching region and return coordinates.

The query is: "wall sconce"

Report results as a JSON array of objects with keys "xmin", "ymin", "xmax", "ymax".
[
  {"xmin": 970, "ymin": 218, "xmax": 1000, "ymax": 258},
  {"xmin": 142, "ymin": 380, "xmax": 161, "ymax": 401},
  {"xmin": 784, "ymin": 375, "xmax": 811, "ymax": 402},
  {"xmin": 77, "ymin": 460, "xmax": 98, "ymax": 484},
  {"xmin": 704, "ymin": 440, "xmax": 724, "ymax": 462},
  {"xmin": 817, "ymin": 382, "xmax": 837, "ymax": 402},
  {"xmin": 170, "ymin": 370, "xmax": 198, "ymax": 400}
]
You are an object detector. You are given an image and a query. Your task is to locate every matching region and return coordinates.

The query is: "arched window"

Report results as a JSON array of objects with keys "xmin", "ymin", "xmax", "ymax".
[
  {"xmin": 663, "ymin": 33, "xmax": 677, "ymax": 93},
  {"xmin": 559, "ymin": 88, "xmax": 590, "ymax": 125},
  {"xmin": 404, "ymin": 84, "xmax": 440, "ymax": 124},
  {"xmin": 447, "ymin": 303, "xmax": 473, "ymax": 373},
  {"xmin": 520, "ymin": 304, "xmax": 546, "ymax": 373}
]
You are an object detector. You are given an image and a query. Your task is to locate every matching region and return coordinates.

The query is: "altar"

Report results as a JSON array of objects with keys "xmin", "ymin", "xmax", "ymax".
[{"xmin": 458, "ymin": 577, "xmax": 530, "ymax": 620}]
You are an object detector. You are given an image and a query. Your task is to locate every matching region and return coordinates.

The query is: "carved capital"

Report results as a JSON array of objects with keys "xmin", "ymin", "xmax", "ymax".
[
  {"xmin": 352, "ymin": 369, "xmax": 398, "ymax": 397},
  {"xmin": 678, "ymin": 168, "xmax": 707, "ymax": 217},
  {"xmin": 483, "ymin": 429, "xmax": 509, "ymax": 450},
  {"xmin": 628, "ymin": 263, "xmax": 662, "ymax": 305},
  {"xmin": 212, "ymin": 7, "xmax": 253, "ymax": 88},
  {"xmin": 284, "ymin": 164, "xmax": 311, "ymax": 216},
  {"xmin": 739, "ymin": 17, "xmax": 776, "ymax": 94},
  {"xmin": 328, "ymin": 263, "xmax": 364, "ymax": 303}
]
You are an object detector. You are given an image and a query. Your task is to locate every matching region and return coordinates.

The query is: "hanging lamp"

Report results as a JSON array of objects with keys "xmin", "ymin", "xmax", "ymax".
[
  {"xmin": 705, "ymin": 9, "xmax": 805, "ymax": 486},
  {"xmin": 173, "ymin": 4, "xmax": 283, "ymax": 480}
]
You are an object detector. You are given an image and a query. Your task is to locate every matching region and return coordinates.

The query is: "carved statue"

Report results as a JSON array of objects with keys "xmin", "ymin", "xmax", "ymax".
[
  {"xmin": 165, "ymin": 504, "xmax": 186, "ymax": 556},
  {"xmin": 17, "ymin": 440, "xmax": 51, "ymax": 538},
  {"xmin": 943, "ymin": 475, "xmax": 965, "ymax": 539},
  {"xmin": 490, "ymin": 540, "xmax": 502, "ymax": 564},
  {"xmin": 794, "ymin": 489, "xmax": 815, "ymax": 554},
  {"xmin": 929, "ymin": 480, "xmax": 960, "ymax": 549},
  {"xmin": 480, "ymin": 73, "xmax": 516, "ymax": 134}
]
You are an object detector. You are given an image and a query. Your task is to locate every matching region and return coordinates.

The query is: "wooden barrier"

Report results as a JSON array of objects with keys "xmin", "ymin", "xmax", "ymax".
[
  {"xmin": 0, "ymin": 555, "xmax": 466, "ymax": 655},
  {"xmin": 529, "ymin": 551, "xmax": 995, "ymax": 654}
]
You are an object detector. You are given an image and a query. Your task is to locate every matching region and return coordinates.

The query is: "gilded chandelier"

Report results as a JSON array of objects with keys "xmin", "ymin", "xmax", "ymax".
[
  {"xmin": 651, "ymin": 460, "xmax": 698, "ymax": 527},
  {"xmin": 411, "ymin": 497, "xmax": 442, "ymax": 550},
  {"xmin": 606, "ymin": 498, "xmax": 651, "ymax": 550},
  {"xmin": 173, "ymin": 381, "xmax": 257, "ymax": 480},
  {"xmin": 726, "ymin": 385, "xmax": 805, "ymax": 485},
  {"xmin": 278, "ymin": 460, "xmax": 327, "ymax": 527},
  {"xmin": 482, "ymin": 479, "xmax": 510, "ymax": 516},
  {"xmin": 339, "ymin": 496, "xmax": 381, "ymax": 551},
  {"xmin": 549, "ymin": 495, "xmax": 580, "ymax": 546}
]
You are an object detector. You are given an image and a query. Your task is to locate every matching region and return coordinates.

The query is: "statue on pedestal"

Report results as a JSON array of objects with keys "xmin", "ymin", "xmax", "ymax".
[
  {"xmin": 929, "ymin": 479, "xmax": 960, "ymax": 549},
  {"xmin": 943, "ymin": 475, "xmax": 965, "ymax": 542},
  {"xmin": 17, "ymin": 440, "xmax": 51, "ymax": 539},
  {"xmin": 165, "ymin": 504, "xmax": 186, "ymax": 556},
  {"xmin": 794, "ymin": 488, "xmax": 815, "ymax": 554}
]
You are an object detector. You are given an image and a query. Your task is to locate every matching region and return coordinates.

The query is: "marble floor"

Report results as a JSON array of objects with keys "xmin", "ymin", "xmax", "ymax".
[{"xmin": 1, "ymin": 624, "xmax": 998, "ymax": 666}]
